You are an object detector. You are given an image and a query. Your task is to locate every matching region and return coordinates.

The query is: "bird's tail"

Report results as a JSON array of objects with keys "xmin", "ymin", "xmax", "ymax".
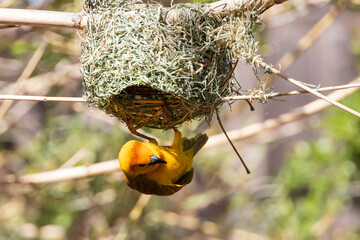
[{"xmin": 182, "ymin": 133, "xmax": 208, "ymax": 157}]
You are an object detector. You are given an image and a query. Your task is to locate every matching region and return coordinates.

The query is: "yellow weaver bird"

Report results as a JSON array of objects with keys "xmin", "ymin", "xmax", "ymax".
[{"xmin": 118, "ymin": 131, "xmax": 208, "ymax": 196}]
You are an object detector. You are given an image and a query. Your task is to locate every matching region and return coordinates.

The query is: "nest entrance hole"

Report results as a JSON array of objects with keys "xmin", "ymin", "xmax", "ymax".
[{"xmin": 107, "ymin": 86, "xmax": 211, "ymax": 130}]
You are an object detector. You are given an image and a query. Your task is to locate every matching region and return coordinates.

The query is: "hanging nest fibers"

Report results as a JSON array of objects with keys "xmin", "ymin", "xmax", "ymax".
[{"xmin": 80, "ymin": 0, "xmax": 263, "ymax": 130}]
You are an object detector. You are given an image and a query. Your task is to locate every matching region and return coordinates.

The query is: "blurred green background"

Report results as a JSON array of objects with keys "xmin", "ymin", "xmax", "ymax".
[{"xmin": 0, "ymin": 0, "xmax": 359, "ymax": 239}]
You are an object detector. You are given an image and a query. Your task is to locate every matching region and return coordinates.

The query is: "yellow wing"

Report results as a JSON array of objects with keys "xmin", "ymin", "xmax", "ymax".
[{"xmin": 182, "ymin": 133, "xmax": 208, "ymax": 158}]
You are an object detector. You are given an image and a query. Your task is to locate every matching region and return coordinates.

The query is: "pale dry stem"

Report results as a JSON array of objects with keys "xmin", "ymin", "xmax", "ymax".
[
  {"xmin": 267, "ymin": 64, "xmax": 360, "ymax": 118},
  {"xmin": 265, "ymin": 2, "xmax": 343, "ymax": 84},
  {"xmin": 146, "ymin": 209, "xmax": 272, "ymax": 239},
  {"xmin": 0, "ymin": 0, "xmax": 287, "ymax": 28},
  {"xmin": 222, "ymin": 83, "xmax": 360, "ymax": 101},
  {"xmin": 0, "ymin": 41, "xmax": 48, "ymax": 120},
  {"xmin": 0, "ymin": 77, "xmax": 358, "ymax": 185},
  {"xmin": 206, "ymin": 76, "xmax": 360, "ymax": 148}
]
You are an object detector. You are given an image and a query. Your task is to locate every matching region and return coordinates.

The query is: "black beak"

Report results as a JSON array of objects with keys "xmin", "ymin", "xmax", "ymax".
[{"xmin": 149, "ymin": 155, "xmax": 167, "ymax": 165}]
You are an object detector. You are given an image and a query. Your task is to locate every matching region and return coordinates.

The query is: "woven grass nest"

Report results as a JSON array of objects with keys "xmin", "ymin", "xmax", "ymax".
[{"xmin": 80, "ymin": 0, "xmax": 262, "ymax": 130}]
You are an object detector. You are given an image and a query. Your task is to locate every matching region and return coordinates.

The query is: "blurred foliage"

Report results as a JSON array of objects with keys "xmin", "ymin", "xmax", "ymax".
[
  {"xmin": 2, "ymin": 89, "xmax": 359, "ymax": 240},
  {"xmin": 350, "ymin": 29, "xmax": 360, "ymax": 75},
  {"xmin": 20, "ymin": 114, "xmax": 128, "ymax": 171},
  {"xmin": 256, "ymin": 91, "xmax": 360, "ymax": 239},
  {"xmin": 0, "ymin": 38, "xmax": 32, "ymax": 58}
]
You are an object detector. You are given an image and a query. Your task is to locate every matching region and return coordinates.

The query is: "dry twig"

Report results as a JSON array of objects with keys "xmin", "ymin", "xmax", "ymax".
[
  {"xmin": 0, "ymin": 95, "xmax": 85, "ymax": 102},
  {"xmin": 206, "ymin": 76, "xmax": 360, "ymax": 148},
  {"xmin": 0, "ymin": 63, "xmax": 81, "ymax": 135},
  {"xmin": 0, "ymin": 159, "xmax": 120, "ymax": 184},
  {"xmin": 0, "ymin": 8, "xmax": 85, "ymax": 29},
  {"xmin": 222, "ymin": 83, "xmax": 360, "ymax": 101},
  {"xmin": 0, "ymin": 77, "xmax": 358, "ymax": 185},
  {"xmin": 1, "ymin": 83, "xmax": 359, "ymax": 103},
  {"xmin": 268, "ymin": 2, "xmax": 343, "ymax": 81},
  {"xmin": 146, "ymin": 210, "xmax": 271, "ymax": 239},
  {"xmin": 262, "ymin": 63, "xmax": 360, "ymax": 118},
  {"xmin": 0, "ymin": 0, "xmax": 287, "ymax": 29},
  {"xmin": 278, "ymin": 3, "xmax": 342, "ymax": 70},
  {"xmin": 0, "ymin": 0, "xmax": 358, "ymax": 184},
  {"xmin": 0, "ymin": 41, "xmax": 48, "ymax": 120}
]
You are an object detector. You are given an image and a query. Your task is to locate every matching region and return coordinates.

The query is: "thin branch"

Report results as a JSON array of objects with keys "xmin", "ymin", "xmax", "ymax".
[
  {"xmin": 146, "ymin": 210, "xmax": 272, "ymax": 240},
  {"xmin": 1, "ymin": 82, "xmax": 357, "ymax": 103},
  {"xmin": 0, "ymin": 0, "xmax": 18, "ymax": 8},
  {"xmin": 0, "ymin": 8, "xmax": 85, "ymax": 29},
  {"xmin": 206, "ymin": 0, "xmax": 288, "ymax": 17},
  {"xmin": 222, "ymin": 83, "xmax": 360, "ymax": 101},
  {"xmin": 0, "ymin": 63, "xmax": 81, "ymax": 135},
  {"xmin": 276, "ymin": 3, "xmax": 342, "ymax": 73},
  {"xmin": 265, "ymin": 2, "xmax": 343, "ymax": 84},
  {"xmin": 0, "ymin": 40, "xmax": 48, "ymax": 120},
  {"xmin": 205, "ymin": 76, "xmax": 360, "ymax": 149},
  {"xmin": 0, "ymin": 0, "xmax": 287, "ymax": 29},
  {"xmin": 0, "ymin": 95, "xmax": 85, "ymax": 102},
  {"xmin": 129, "ymin": 195, "xmax": 152, "ymax": 221},
  {"xmin": 216, "ymin": 110, "xmax": 250, "ymax": 174},
  {"xmin": 1, "ymin": 78, "xmax": 358, "ymax": 185},
  {"xmin": 0, "ymin": 159, "xmax": 120, "ymax": 184},
  {"xmin": 229, "ymin": 2, "xmax": 356, "ymax": 117},
  {"xmin": 269, "ymin": 83, "xmax": 360, "ymax": 97},
  {"xmin": 264, "ymin": 63, "xmax": 360, "ymax": 118},
  {"xmin": 59, "ymin": 149, "xmax": 88, "ymax": 168},
  {"xmin": 0, "ymin": 95, "xmax": 177, "ymax": 103},
  {"xmin": 0, "ymin": 24, "xmax": 19, "ymax": 29}
]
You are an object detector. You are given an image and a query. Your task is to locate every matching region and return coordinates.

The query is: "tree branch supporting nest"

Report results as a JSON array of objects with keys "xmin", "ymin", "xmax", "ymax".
[
  {"xmin": 0, "ymin": 8, "xmax": 86, "ymax": 29},
  {"xmin": 1, "ymin": 82, "xmax": 359, "ymax": 102},
  {"xmin": 0, "ymin": 0, "xmax": 287, "ymax": 29}
]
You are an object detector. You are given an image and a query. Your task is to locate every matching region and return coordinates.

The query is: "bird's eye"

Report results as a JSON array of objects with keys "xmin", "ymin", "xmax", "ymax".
[{"xmin": 138, "ymin": 164, "xmax": 146, "ymax": 167}]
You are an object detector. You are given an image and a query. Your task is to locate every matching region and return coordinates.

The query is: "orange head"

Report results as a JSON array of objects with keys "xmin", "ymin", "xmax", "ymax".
[{"xmin": 118, "ymin": 140, "xmax": 167, "ymax": 177}]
